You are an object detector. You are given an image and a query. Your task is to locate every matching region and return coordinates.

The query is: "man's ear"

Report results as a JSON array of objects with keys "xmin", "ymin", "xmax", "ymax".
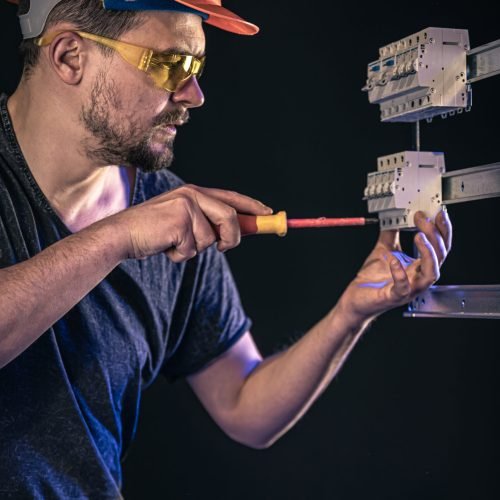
[{"xmin": 47, "ymin": 32, "xmax": 88, "ymax": 85}]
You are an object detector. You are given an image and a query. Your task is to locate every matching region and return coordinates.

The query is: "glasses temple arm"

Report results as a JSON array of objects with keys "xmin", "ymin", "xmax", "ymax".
[{"xmin": 35, "ymin": 31, "xmax": 153, "ymax": 71}]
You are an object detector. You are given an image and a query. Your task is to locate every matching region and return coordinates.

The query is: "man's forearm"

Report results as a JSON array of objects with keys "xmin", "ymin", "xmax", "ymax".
[
  {"xmin": 230, "ymin": 305, "xmax": 373, "ymax": 448},
  {"xmin": 0, "ymin": 220, "xmax": 126, "ymax": 369}
]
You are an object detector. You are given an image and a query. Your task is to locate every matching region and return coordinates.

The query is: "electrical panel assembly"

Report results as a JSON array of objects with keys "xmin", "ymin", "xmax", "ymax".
[{"xmin": 361, "ymin": 27, "xmax": 500, "ymax": 319}]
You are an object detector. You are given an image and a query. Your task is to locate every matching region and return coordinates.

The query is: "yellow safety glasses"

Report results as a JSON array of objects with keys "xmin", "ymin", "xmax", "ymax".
[{"xmin": 35, "ymin": 31, "xmax": 206, "ymax": 93}]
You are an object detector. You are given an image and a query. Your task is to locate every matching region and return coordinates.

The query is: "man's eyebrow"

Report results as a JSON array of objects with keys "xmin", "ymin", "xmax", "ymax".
[{"xmin": 158, "ymin": 46, "xmax": 206, "ymax": 58}]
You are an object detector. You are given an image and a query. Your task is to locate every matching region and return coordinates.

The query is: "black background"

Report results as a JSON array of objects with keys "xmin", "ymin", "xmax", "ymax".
[{"xmin": 1, "ymin": 1, "xmax": 500, "ymax": 499}]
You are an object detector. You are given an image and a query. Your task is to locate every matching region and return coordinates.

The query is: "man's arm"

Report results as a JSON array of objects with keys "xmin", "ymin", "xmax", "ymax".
[
  {"xmin": 188, "ymin": 210, "xmax": 452, "ymax": 448},
  {"xmin": 0, "ymin": 185, "xmax": 271, "ymax": 369},
  {"xmin": 0, "ymin": 221, "xmax": 126, "ymax": 368},
  {"xmin": 188, "ymin": 316, "xmax": 368, "ymax": 449}
]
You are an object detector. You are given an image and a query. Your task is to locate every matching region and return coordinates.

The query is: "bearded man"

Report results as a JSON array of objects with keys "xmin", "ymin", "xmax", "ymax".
[{"xmin": 0, "ymin": 0, "xmax": 452, "ymax": 497}]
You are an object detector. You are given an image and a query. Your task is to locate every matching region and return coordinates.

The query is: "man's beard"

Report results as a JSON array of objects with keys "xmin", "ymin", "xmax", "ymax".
[{"xmin": 80, "ymin": 71, "xmax": 188, "ymax": 173}]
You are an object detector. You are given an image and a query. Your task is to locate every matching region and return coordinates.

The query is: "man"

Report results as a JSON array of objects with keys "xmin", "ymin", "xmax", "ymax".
[{"xmin": 0, "ymin": 0, "xmax": 452, "ymax": 497}]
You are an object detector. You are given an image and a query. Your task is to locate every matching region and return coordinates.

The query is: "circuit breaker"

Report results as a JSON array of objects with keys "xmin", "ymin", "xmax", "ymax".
[
  {"xmin": 364, "ymin": 151, "xmax": 445, "ymax": 230},
  {"xmin": 362, "ymin": 27, "xmax": 471, "ymax": 122}
]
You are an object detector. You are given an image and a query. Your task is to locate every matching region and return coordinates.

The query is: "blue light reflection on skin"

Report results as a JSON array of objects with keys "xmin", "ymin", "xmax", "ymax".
[
  {"xmin": 358, "ymin": 251, "xmax": 414, "ymax": 289},
  {"xmin": 244, "ymin": 360, "xmax": 262, "ymax": 378},
  {"xmin": 359, "ymin": 281, "xmax": 391, "ymax": 289}
]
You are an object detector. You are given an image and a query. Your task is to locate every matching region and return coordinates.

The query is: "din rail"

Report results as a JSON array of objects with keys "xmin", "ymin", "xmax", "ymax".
[
  {"xmin": 442, "ymin": 163, "xmax": 500, "ymax": 205},
  {"xmin": 405, "ymin": 285, "xmax": 500, "ymax": 319},
  {"xmin": 467, "ymin": 39, "xmax": 500, "ymax": 84}
]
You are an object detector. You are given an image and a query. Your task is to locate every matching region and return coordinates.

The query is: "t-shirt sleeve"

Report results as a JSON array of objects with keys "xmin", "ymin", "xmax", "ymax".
[{"xmin": 161, "ymin": 245, "xmax": 252, "ymax": 380}]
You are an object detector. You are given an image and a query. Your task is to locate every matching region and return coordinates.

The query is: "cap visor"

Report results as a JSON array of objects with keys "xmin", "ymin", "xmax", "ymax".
[{"xmin": 174, "ymin": 0, "xmax": 259, "ymax": 35}]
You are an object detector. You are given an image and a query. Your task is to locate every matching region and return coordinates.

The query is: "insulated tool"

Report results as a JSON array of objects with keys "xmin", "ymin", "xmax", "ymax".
[{"xmin": 237, "ymin": 212, "xmax": 378, "ymax": 237}]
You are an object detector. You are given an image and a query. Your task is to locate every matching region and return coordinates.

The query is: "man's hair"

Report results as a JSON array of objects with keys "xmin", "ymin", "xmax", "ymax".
[{"xmin": 19, "ymin": 0, "xmax": 145, "ymax": 78}]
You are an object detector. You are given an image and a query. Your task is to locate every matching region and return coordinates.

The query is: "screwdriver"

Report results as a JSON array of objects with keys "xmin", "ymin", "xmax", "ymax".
[{"xmin": 237, "ymin": 211, "xmax": 378, "ymax": 237}]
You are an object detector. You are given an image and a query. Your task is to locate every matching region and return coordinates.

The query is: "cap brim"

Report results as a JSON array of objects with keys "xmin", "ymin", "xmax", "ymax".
[{"xmin": 174, "ymin": 0, "xmax": 259, "ymax": 35}]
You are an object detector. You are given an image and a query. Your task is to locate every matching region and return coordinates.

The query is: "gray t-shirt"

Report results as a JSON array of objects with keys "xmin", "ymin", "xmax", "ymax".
[{"xmin": 0, "ymin": 93, "xmax": 251, "ymax": 499}]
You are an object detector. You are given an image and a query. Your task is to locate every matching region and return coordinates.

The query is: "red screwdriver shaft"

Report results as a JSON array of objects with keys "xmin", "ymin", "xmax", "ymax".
[{"xmin": 287, "ymin": 217, "xmax": 377, "ymax": 229}]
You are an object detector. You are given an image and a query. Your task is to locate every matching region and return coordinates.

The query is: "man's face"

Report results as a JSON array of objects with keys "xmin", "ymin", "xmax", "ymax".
[{"xmin": 80, "ymin": 11, "xmax": 206, "ymax": 172}]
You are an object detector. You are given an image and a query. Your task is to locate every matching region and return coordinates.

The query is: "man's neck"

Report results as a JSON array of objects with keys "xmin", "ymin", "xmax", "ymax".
[{"xmin": 7, "ymin": 83, "xmax": 133, "ymax": 232}]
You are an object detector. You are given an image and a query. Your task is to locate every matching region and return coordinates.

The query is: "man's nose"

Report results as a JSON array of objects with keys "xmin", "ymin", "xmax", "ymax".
[{"xmin": 172, "ymin": 76, "xmax": 205, "ymax": 108}]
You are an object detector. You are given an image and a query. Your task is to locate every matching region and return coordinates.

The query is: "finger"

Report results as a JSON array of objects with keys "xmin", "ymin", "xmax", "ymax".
[
  {"xmin": 191, "ymin": 210, "xmax": 219, "ymax": 253},
  {"xmin": 192, "ymin": 186, "xmax": 273, "ymax": 216},
  {"xmin": 414, "ymin": 211, "xmax": 447, "ymax": 264},
  {"xmin": 389, "ymin": 258, "xmax": 411, "ymax": 301},
  {"xmin": 189, "ymin": 190, "xmax": 242, "ymax": 252},
  {"xmin": 165, "ymin": 226, "xmax": 197, "ymax": 263},
  {"xmin": 168, "ymin": 195, "xmax": 217, "ymax": 254},
  {"xmin": 435, "ymin": 207, "xmax": 452, "ymax": 253},
  {"xmin": 412, "ymin": 232, "xmax": 440, "ymax": 289},
  {"xmin": 378, "ymin": 229, "xmax": 402, "ymax": 251}
]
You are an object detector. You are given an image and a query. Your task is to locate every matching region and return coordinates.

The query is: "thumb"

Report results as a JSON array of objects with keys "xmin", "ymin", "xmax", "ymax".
[{"xmin": 378, "ymin": 229, "xmax": 401, "ymax": 251}]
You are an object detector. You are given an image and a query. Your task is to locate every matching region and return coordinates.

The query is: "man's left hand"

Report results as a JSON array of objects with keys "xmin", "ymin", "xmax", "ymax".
[{"xmin": 336, "ymin": 209, "xmax": 452, "ymax": 325}]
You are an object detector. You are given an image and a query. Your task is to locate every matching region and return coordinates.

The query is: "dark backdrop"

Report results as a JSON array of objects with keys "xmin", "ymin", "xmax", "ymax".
[{"xmin": 1, "ymin": 1, "xmax": 499, "ymax": 499}]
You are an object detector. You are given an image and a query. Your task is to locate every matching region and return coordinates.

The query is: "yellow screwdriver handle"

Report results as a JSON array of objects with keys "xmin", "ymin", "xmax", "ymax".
[{"xmin": 238, "ymin": 211, "xmax": 288, "ymax": 237}]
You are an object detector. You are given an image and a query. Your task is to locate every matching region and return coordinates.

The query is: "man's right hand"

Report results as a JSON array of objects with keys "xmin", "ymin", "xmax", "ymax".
[
  {"xmin": 0, "ymin": 184, "xmax": 271, "ymax": 368},
  {"xmin": 110, "ymin": 185, "xmax": 273, "ymax": 262}
]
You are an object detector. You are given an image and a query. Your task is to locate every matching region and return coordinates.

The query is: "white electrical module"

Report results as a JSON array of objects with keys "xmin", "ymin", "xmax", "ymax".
[
  {"xmin": 364, "ymin": 151, "xmax": 445, "ymax": 230},
  {"xmin": 362, "ymin": 27, "xmax": 471, "ymax": 122}
]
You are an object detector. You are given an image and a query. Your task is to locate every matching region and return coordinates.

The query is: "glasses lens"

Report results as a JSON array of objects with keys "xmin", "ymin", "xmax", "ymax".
[
  {"xmin": 194, "ymin": 57, "xmax": 205, "ymax": 79},
  {"xmin": 149, "ymin": 55, "xmax": 205, "ymax": 92}
]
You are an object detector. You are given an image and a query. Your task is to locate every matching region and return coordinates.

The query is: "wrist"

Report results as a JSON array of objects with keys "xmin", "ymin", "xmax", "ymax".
[
  {"xmin": 329, "ymin": 294, "xmax": 377, "ymax": 332},
  {"xmin": 83, "ymin": 216, "xmax": 132, "ymax": 263}
]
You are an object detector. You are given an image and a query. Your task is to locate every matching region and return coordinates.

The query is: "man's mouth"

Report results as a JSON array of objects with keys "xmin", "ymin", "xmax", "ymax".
[
  {"xmin": 154, "ymin": 122, "xmax": 183, "ymax": 138},
  {"xmin": 156, "ymin": 117, "xmax": 188, "ymax": 135},
  {"xmin": 152, "ymin": 111, "xmax": 189, "ymax": 140}
]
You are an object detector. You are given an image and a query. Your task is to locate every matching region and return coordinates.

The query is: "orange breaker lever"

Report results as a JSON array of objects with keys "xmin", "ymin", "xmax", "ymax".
[{"xmin": 237, "ymin": 212, "xmax": 378, "ymax": 237}]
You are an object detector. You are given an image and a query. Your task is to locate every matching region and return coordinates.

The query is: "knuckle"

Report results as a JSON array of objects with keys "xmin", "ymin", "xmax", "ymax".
[
  {"xmin": 224, "ymin": 206, "xmax": 238, "ymax": 221},
  {"xmin": 224, "ymin": 233, "xmax": 241, "ymax": 250},
  {"xmin": 218, "ymin": 226, "xmax": 241, "ymax": 251},
  {"xmin": 216, "ymin": 242, "xmax": 228, "ymax": 253},
  {"xmin": 172, "ymin": 195, "xmax": 195, "ymax": 212},
  {"xmin": 177, "ymin": 184, "xmax": 198, "ymax": 197},
  {"xmin": 196, "ymin": 234, "xmax": 216, "ymax": 252}
]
